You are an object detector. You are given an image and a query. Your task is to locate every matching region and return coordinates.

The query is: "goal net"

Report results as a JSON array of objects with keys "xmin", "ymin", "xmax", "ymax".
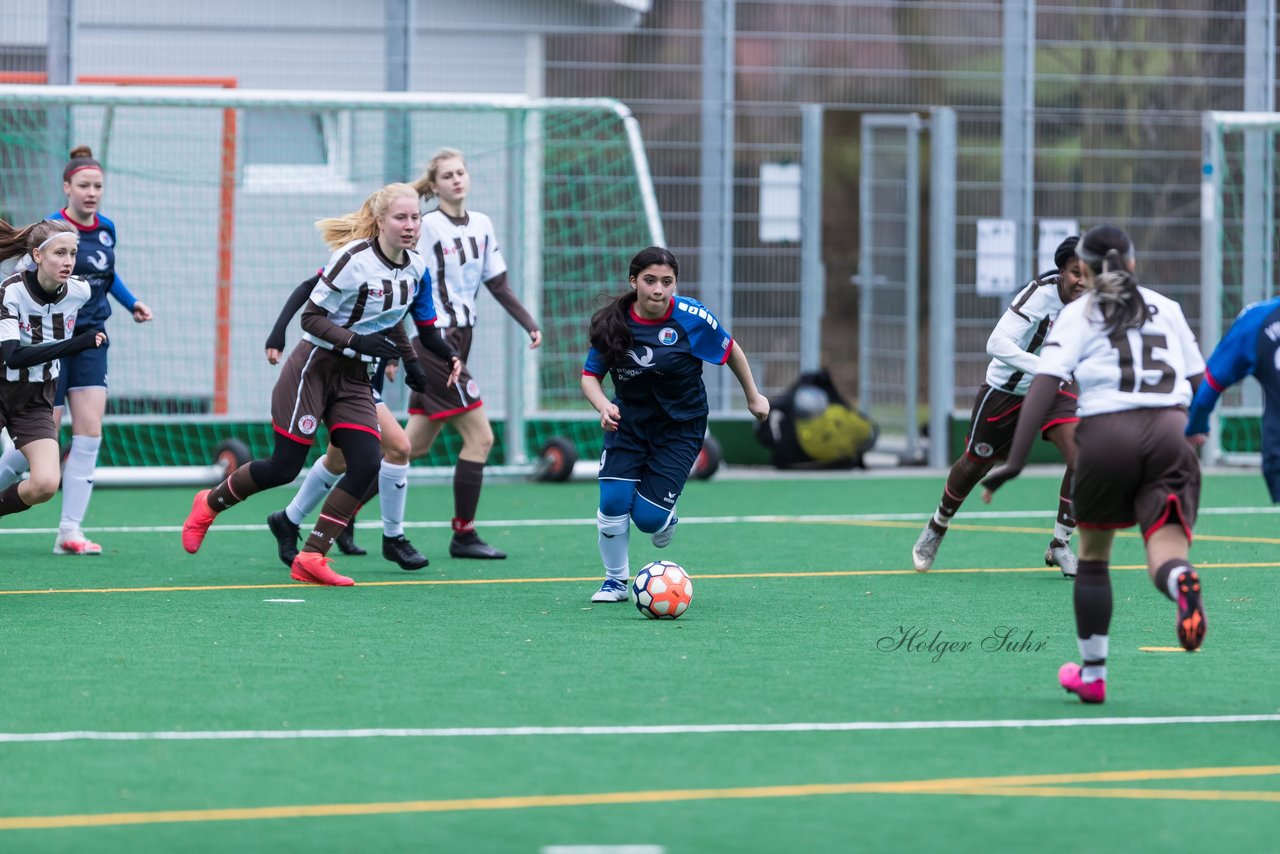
[
  {"xmin": 0, "ymin": 83, "xmax": 663, "ymax": 478},
  {"xmin": 1200, "ymin": 110, "xmax": 1280, "ymax": 465}
]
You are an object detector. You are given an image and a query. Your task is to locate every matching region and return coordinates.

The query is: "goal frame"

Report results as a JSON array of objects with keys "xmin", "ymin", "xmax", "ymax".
[
  {"xmin": 0, "ymin": 82, "xmax": 665, "ymax": 484},
  {"xmin": 1200, "ymin": 110, "xmax": 1278, "ymax": 466}
]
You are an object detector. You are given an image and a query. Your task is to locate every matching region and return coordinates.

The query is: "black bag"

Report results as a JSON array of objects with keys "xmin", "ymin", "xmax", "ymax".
[{"xmin": 753, "ymin": 369, "xmax": 878, "ymax": 469}]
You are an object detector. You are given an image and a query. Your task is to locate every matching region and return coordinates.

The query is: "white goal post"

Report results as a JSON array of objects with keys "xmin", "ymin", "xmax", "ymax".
[
  {"xmin": 1200, "ymin": 110, "xmax": 1280, "ymax": 466},
  {"xmin": 0, "ymin": 83, "xmax": 664, "ymax": 484}
]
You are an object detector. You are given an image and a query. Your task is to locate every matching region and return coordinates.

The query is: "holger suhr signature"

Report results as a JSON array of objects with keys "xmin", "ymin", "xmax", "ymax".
[{"xmin": 877, "ymin": 626, "xmax": 1049, "ymax": 663}]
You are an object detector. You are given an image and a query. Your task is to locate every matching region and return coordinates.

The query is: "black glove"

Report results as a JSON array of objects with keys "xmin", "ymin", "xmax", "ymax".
[
  {"xmin": 980, "ymin": 463, "xmax": 1021, "ymax": 496},
  {"xmin": 347, "ymin": 333, "xmax": 401, "ymax": 360},
  {"xmin": 403, "ymin": 357, "xmax": 428, "ymax": 393}
]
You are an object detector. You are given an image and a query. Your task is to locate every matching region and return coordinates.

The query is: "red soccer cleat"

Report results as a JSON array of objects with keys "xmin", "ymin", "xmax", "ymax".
[
  {"xmin": 182, "ymin": 490, "xmax": 217, "ymax": 554},
  {"xmin": 290, "ymin": 551, "xmax": 354, "ymax": 586},
  {"xmin": 1058, "ymin": 662, "xmax": 1106, "ymax": 704}
]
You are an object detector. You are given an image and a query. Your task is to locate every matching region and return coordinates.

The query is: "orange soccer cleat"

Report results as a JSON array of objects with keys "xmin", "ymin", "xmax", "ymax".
[
  {"xmin": 290, "ymin": 551, "xmax": 354, "ymax": 586},
  {"xmin": 182, "ymin": 490, "xmax": 217, "ymax": 554}
]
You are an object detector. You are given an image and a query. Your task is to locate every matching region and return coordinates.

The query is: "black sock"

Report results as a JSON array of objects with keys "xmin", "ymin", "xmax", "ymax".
[
  {"xmin": 1153, "ymin": 558, "xmax": 1193, "ymax": 601},
  {"xmin": 1074, "ymin": 559, "xmax": 1113, "ymax": 642}
]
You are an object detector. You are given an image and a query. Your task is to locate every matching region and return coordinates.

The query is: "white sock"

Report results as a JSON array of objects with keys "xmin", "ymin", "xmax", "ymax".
[
  {"xmin": 596, "ymin": 510, "xmax": 631, "ymax": 581},
  {"xmin": 285, "ymin": 458, "xmax": 341, "ymax": 525},
  {"xmin": 0, "ymin": 445, "xmax": 29, "ymax": 490},
  {"xmin": 1078, "ymin": 634, "xmax": 1109, "ymax": 682},
  {"xmin": 1053, "ymin": 522, "xmax": 1075, "ymax": 542},
  {"xmin": 59, "ymin": 435, "xmax": 101, "ymax": 533},
  {"xmin": 379, "ymin": 460, "xmax": 410, "ymax": 538},
  {"xmin": 932, "ymin": 509, "xmax": 952, "ymax": 528},
  {"xmin": 1166, "ymin": 565, "xmax": 1189, "ymax": 600}
]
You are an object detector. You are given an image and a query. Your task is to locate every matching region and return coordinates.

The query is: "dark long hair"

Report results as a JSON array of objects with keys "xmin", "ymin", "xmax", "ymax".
[
  {"xmin": 1076, "ymin": 225, "xmax": 1145, "ymax": 335},
  {"xmin": 588, "ymin": 246, "xmax": 680, "ymax": 368}
]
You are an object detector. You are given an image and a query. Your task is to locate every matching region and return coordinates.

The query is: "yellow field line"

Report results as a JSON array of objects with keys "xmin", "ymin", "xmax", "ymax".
[
  {"xmin": 2, "ymin": 562, "xmax": 1278, "ymax": 596},
  {"xmin": 820, "ymin": 519, "xmax": 1280, "ymax": 545},
  {"xmin": 950, "ymin": 785, "xmax": 1280, "ymax": 803},
  {"xmin": 3, "ymin": 765, "xmax": 1277, "ymax": 831}
]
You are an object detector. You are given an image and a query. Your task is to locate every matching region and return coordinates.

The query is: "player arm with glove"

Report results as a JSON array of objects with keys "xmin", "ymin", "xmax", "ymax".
[
  {"xmin": 397, "ymin": 317, "xmax": 461, "ymax": 391},
  {"xmin": 264, "ymin": 273, "xmax": 319, "ymax": 365},
  {"xmin": 0, "ymin": 329, "xmax": 106, "ymax": 371},
  {"xmin": 298, "ymin": 300, "xmax": 404, "ymax": 362}
]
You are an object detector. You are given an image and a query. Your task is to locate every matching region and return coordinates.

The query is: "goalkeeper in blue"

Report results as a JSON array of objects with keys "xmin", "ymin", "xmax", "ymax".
[
  {"xmin": 580, "ymin": 246, "xmax": 770, "ymax": 603},
  {"xmin": 1185, "ymin": 296, "xmax": 1280, "ymax": 502}
]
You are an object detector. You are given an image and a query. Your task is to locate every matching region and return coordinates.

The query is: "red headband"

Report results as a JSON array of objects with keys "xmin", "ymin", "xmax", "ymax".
[{"xmin": 63, "ymin": 162, "xmax": 101, "ymax": 181}]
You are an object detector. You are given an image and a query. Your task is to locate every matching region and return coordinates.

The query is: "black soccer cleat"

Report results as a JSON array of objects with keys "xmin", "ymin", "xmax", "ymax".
[
  {"xmin": 382, "ymin": 534, "xmax": 429, "ymax": 570},
  {"xmin": 1176, "ymin": 569, "xmax": 1207, "ymax": 651},
  {"xmin": 449, "ymin": 531, "xmax": 507, "ymax": 560},
  {"xmin": 266, "ymin": 510, "xmax": 300, "ymax": 568},
  {"xmin": 336, "ymin": 520, "xmax": 367, "ymax": 556}
]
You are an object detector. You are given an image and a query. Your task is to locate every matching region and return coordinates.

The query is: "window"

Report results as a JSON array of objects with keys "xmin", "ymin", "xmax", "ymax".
[{"xmin": 241, "ymin": 108, "xmax": 355, "ymax": 194}]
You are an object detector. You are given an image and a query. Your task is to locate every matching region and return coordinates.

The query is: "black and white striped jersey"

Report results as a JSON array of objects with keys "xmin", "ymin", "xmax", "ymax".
[
  {"xmin": 0, "ymin": 270, "xmax": 91, "ymax": 382},
  {"xmin": 303, "ymin": 238, "xmax": 426, "ymax": 359},
  {"xmin": 984, "ymin": 271, "xmax": 1068, "ymax": 395},
  {"xmin": 418, "ymin": 209, "xmax": 506, "ymax": 329}
]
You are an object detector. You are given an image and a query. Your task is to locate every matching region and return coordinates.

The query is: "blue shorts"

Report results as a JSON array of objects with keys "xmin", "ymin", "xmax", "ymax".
[
  {"xmin": 55, "ymin": 333, "xmax": 109, "ymax": 406},
  {"xmin": 599, "ymin": 411, "xmax": 706, "ymax": 512}
]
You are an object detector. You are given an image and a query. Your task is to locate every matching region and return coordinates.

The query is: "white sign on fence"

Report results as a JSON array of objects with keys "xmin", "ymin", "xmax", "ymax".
[
  {"xmin": 976, "ymin": 218, "xmax": 1018, "ymax": 296},
  {"xmin": 1038, "ymin": 218, "xmax": 1080, "ymax": 274}
]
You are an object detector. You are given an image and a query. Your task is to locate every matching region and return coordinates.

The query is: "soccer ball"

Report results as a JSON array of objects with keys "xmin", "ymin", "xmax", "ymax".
[{"xmin": 633, "ymin": 560, "xmax": 693, "ymax": 619}]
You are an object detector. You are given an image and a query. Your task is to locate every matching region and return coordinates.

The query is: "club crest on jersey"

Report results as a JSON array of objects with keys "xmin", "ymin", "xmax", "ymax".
[
  {"xmin": 973, "ymin": 442, "xmax": 995, "ymax": 458},
  {"xmin": 466, "ymin": 379, "xmax": 480, "ymax": 398},
  {"xmin": 99, "ymin": 231, "xmax": 114, "ymax": 248},
  {"xmin": 658, "ymin": 327, "xmax": 678, "ymax": 346},
  {"xmin": 462, "ymin": 263, "xmax": 483, "ymax": 288},
  {"xmin": 298, "ymin": 415, "xmax": 318, "ymax": 436},
  {"xmin": 65, "ymin": 315, "xmax": 76, "ymax": 335}
]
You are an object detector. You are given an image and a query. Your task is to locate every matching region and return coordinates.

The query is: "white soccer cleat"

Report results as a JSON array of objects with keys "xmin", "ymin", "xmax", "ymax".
[
  {"xmin": 1045, "ymin": 539, "xmax": 1078, "ymax": 578},
  {"xmin": 53, "ymin": 530, "xmax": 103, "ymax": 556},
  {"xmin": 912, "ymin": 524, "xmax": 945, "ymax": 572},
  {"xmin": 590, "ymin": 577, "xmax": 630, "ymax": 602},
  {"xmin": 651, "ymin": 517, "xmax": 678, "ymax": 549}
]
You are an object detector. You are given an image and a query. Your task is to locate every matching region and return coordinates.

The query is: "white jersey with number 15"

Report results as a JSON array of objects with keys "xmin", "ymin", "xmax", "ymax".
[{"xmin": 1037, "ymin": 286, "xmax": 1205, "ymax": 417}]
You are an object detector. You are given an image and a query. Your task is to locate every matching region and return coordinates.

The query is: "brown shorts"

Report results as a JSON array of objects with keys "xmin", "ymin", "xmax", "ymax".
[
  {"xmin": 270, "ymin": 343, "xmax": 379, "ymax": 445},
  {"xmin": 963, "ymin": 382, "xmax": 1079, "ymax": 461},
  {"xmin": 407, "ymin": 326, "xmax": 482, "ymax": 420},
  {"xmin": 0, "ymin": 379, "xmax": 56, "ymax": 448},
  {"xmin": 1073, "ymin": 407, "xmax": 1200, "ymax": 540}
]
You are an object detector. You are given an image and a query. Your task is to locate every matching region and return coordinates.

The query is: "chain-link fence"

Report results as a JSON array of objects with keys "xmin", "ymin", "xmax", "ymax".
[{"xmin": 1, "ymin": 0, "xmax": 1270, "ymax": 440}]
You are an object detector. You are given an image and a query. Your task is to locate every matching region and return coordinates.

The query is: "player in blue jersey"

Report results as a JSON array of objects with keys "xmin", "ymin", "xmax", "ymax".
[
  {"xmin": 0, "ymin": 146, "xmax": 153, "ymax": 555},
  {"xmin": 581, "ymin": 246, "xmax": 770, "ymax": 602},
  {"xmin": 1185, "ymin": 296, "xmax": 1280, "ymax": 502}
]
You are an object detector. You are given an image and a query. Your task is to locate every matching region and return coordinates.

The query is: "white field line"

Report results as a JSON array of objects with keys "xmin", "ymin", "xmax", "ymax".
[
  {"xmin": 2, "ymin": 714, "xmax": 1278, "ymax": 744},
  {"xmin": 0, "ymin": 505, "xmax": 1276, "ymax": 537}
]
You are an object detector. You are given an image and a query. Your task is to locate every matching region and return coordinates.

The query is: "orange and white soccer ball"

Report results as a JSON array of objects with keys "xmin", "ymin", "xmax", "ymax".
[{"xmin": 633, "ymin": 560, "xmax": 693, "ymax": 619}]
